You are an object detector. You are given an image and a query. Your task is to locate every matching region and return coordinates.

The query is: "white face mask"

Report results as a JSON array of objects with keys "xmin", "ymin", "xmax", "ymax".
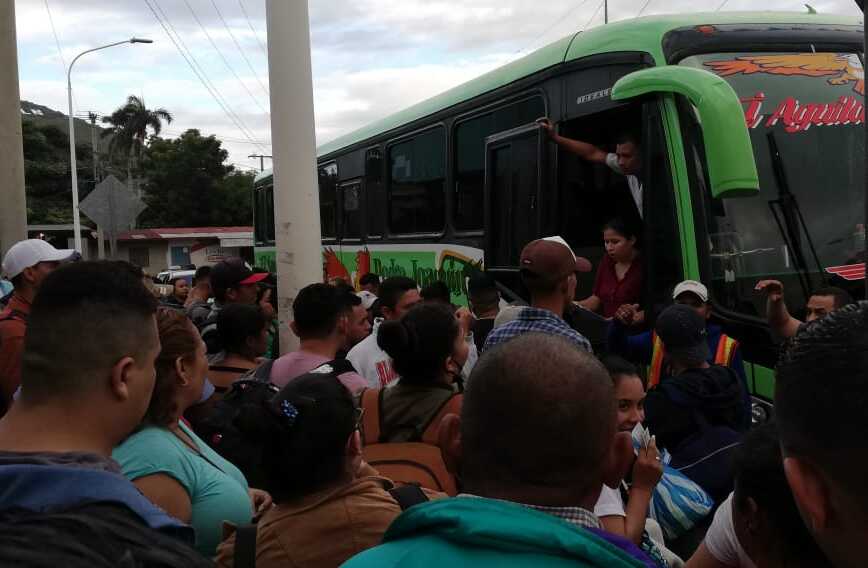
[{"xmin": 198, "ymin": 378, "xmax": 216, "ymax": 403}]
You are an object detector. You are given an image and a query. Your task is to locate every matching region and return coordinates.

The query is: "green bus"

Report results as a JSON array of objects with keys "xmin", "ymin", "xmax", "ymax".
[{"xmin": 253, "ymin": 11, "xmax": 865, "ymax": 408}]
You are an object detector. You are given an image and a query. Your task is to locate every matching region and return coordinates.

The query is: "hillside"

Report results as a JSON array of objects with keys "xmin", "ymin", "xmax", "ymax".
[{"xmin": 21, "ymin": 100, "xmax": 105, "ymax": 147}]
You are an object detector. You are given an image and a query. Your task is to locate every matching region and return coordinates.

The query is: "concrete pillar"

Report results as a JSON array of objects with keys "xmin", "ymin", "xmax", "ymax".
[
  {"xmin": 266, "ymin": 0, "xmax": 322, "ymax": 354},
  {"xmin": 0, "ymin": 0, "xmax": 27, "ymax": 258}
]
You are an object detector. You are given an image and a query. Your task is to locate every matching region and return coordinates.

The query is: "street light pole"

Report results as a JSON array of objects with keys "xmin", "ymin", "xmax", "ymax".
[{"xmin": 67, "ymin": 38, "xmax": 152, "ymax": 253}]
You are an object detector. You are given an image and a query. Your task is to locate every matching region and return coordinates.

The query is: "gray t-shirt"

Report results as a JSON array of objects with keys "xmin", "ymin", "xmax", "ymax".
[{"xmin": 606, "ymin": 153, "xmax": 643, "ymax": 218}]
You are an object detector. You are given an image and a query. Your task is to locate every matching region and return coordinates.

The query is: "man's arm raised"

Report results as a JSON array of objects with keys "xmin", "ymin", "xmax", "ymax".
[
  {"xmin": 538, "ymin": 118, "xmax": 608, "ymax": 164},
  {"xmin": 756, "ymin": 279, "xmax": 803, "ymax": 339}
]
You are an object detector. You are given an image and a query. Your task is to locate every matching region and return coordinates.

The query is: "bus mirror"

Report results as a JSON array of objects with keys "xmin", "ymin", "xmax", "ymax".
[{"xmin": 611, "ymin": 66, "xmax": 759, "ymax": 199}]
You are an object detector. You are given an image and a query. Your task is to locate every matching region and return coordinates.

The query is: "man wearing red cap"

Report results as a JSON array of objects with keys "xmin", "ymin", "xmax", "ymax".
[
  {"xmin": 483, "ymin": 236, "xmax": 592, "ymax": 352},
  {"xmin": 197, "ymin": 258, "xmax": 271, "ymax": 355}
]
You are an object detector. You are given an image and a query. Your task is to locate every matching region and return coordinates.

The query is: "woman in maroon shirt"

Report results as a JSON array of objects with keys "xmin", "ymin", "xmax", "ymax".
[{"xmin": 579, "ymin": 219, "xmax": 643, "ymax": 322}]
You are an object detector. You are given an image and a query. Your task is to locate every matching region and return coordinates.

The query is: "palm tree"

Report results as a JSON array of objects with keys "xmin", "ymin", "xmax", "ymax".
[{"xmin": 102, "ymin": 95, "xmax": 172, "ymax": 194}]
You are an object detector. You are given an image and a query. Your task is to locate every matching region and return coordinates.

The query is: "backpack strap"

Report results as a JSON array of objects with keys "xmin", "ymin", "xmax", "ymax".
[
  {"xmin": 360, "ymin": 388, "xmax": 382, "ymax": 445},
  {"xmin": 233, "ymin": 523, "xmax": 258, "ymax": 568},
  {"xmin": 327, "ymin": 358, "xmax": 357, "ymax": 376},
  {"xmin": 254, "ymin": 359, "xmax": 275, "ymax": 383},
  {"xmin": 0, "ymin": 309, "xmax": 26, "ymax": 324},
  {"xmin": 388, "ymin": 484, "xmax": 430, "ymax": 511},
  {"xmin": 648, "ymin": 331, "xmax": 665, "ymax": 388},
  {"xmin": 421, "ymin": 393, "xmax": 462, "ymax": 445}
]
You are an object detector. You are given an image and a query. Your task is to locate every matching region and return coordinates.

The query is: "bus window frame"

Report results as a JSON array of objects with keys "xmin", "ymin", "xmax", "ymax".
[
  {"xmin": 253, "ymin": 182, "xmax": 276, "ymax": 247},
  {"xmin": 364, "ymin": 145, "xmax": 384, "ymax": 242},
  {"xmin": 385, "ymin": 123, "xmax": 448, "ymax": 239},
  {"xmin": 451, "ymin": 90, "xmax": 549, "ymax": 237},
  {"xmin": 319, "ymin": 160, "xmax": 339, "ymax": 244},
  {"xmin": 338, "ymin": 178, "xmax": 364, "ymax": 244},
  {"xmin": 483, "ymin": 122, "xmax": 547, "ymax": 272},
  {"xmin": 639, "ymin": 97, "xmax": 684, "ymax": 324}
]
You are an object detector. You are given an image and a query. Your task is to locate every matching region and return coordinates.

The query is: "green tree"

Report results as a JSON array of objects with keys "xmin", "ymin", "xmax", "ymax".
[
  {"xmin": 22, "ymin": 120, "xmax": 94, "ymax": 224},
  {"xmin": 212, "ymin": 171, "xmax": 255, "ymax": 226},
  {"xmin": 140, "ymin": 129, "xmax": 253, "ymax": 227},
  {"xmin": 101, "ymin": 95, "xmax": 172, "ymax": 188}
]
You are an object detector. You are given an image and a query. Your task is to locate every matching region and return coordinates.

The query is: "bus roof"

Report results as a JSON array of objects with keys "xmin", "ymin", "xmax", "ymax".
[
  {"xmin": 316, "ymin": 11, "xmax": 860, "ymax": 158},
  {"xmin": 254, "ymin": 169, "xmax": 273, "ymax": 184}
]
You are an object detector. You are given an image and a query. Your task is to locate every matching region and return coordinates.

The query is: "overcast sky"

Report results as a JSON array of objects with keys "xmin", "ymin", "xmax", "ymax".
[{"xmin": 15, "ymin": 0, "xmax": 862, "ymax": 172}]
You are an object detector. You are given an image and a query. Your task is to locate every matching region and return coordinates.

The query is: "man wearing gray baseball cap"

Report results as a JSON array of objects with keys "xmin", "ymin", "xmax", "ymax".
[{"xmin": 0, "ymin": 239, "xmax": 75, "ymax": 412}]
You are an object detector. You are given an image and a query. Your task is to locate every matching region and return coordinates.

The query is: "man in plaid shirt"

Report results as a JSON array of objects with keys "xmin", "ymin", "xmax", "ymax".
[{"xmin": 484, "ymin": 236, "xmax": 592, "ymax": 353}]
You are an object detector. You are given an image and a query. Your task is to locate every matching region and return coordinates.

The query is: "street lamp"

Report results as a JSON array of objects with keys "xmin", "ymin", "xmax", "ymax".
[{"xmin": 67, "ymin": 38, "xmax": 153, "ymax": 253}]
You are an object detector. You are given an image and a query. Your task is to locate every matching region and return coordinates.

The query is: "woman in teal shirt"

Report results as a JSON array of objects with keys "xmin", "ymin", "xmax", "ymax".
[{"xmin": 114, "ymin": 308, "xmax": 270, "ymax": 556}]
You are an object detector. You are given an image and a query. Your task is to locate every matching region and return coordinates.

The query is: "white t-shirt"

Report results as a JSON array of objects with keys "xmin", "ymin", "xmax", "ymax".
[
  {"xmin": 594, "ymin": 483, "xmax": 626, "ymax": 518},
  {"xmin": 346, "ymin": 319, "xmax": 479, "ymax": 389},
  {"xmin": 346, "ymin": 320, "xmax": 398, "ymax": 389},
  {"xmin": 703, "ymin": 493, "xmax": 756, "ymax": 568},
  {"xmin": 606, "ymin": 153, "xmax": 643, "ymax": 218}
]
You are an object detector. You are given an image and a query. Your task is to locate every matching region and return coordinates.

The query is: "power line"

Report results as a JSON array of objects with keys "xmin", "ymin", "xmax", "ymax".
[
  {"xmin": 584, "ymin": 0, "xmax": 606, "ymax": 29},
  {"xmin": 43, "ymin": 0, "xmax": 67, "ymax": 71},
  {"xmin": 237, "ymin": 0, "xmax": 269, "ymax": 59},
  {"xmin": 637, "ymin": 0, "xmax": 654, "ymax": 17},
  {"xmin": 516, "ymin": 0, "xmax": 595, "ymax": 55},
  {"xmin": 210, "ymin": 0, "xmax": 271, "ymax": 99},
  {"xmin": 161, "ymin": 130, "xmax": 271, "ymax": 145},
  {"xmin": 716, "ymin": 0, "xmax": 731, "ymax": 10},
  {"xmin": 150, "ymin": 0, "xmax": 263, "ymax": 146},
  {"xmin": 181, "ymin": 0, "xmax": 270, "ymax": 116},
  {"xmin": 142, "ymin": 0, "xmax": 267, "ymax": 153}
]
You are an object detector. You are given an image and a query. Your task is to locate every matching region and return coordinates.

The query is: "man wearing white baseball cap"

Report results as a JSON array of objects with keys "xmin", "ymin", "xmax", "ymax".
[
  {"xmin": 608, "ymin": 279, "xmax": 747, "ymax": 390},
  {"xmin": 0, "ymin": 239, "xmax": 75, "ymax": 412}
]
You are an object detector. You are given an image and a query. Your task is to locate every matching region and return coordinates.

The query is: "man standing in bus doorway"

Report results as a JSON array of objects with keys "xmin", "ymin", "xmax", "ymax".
[{"xmin": 538, "ymin": 119, "xmax": 643, "ymax": 220}]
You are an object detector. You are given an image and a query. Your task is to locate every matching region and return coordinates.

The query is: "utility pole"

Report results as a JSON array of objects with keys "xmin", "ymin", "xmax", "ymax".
[
  {"xmin": 0, "ymin": 0, "xmax": 28, "ymax": 258},
  {"xmin": 266, "ymin": 1, "xmax": 322, "ymax": 354},
  {"xmin": 604, "ymin": 0, "xmax": 608, "ymax": 24},
  {"xmin": 248, "ymin": 153, "xmax": 272, "ymax": 172},
  {"xmin": 87, "ymin": 112, "xmax": 106, "ymax": 259}
]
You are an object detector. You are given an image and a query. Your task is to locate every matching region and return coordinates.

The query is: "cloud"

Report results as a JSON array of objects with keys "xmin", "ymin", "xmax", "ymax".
[{"xmin": 15, "ymin": 0, "xmax": 863, "ymax": 170}]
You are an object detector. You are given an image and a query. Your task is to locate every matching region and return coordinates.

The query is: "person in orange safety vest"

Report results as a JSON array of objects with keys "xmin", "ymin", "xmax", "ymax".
[{"xmin": 607, "ymin": 280, "xmax": 746, "ymax": 390}]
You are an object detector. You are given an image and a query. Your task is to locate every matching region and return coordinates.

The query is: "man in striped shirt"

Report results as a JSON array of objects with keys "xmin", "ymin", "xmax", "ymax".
[{"xmin": 484, "ymin": 236, "xmax": 592, "ymax": 353}]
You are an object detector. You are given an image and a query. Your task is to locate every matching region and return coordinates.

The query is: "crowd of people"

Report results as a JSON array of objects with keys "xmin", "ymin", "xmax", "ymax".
[{"xmin": 0, "ymin": 234, "xmax": 863, "ymax": 568}]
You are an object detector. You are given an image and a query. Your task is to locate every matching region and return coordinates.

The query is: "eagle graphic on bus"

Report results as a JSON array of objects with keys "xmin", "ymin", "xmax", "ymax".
[{"xmin": 705, "ymin": 53, "xmax": 864, "ymax": 95}]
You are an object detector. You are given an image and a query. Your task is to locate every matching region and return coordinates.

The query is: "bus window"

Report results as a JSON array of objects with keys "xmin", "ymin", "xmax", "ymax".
[
  {"xmin": 253, "ymin": 184, "xmax": 275, "ymax": 246},
  {"xmin": 680, "ymin": 52, "xmax": 866, "ymax": 317},
  {"xmin": 454, "ymin": 96, "xmax": 546, "ymax": 231},
  {"xmin": 341, "ymin": 180, "xmax": 363, "ymax": 239},
  {"xmin": 254, "ymin": 187, "xmax": 266, "ymax": 245},
  {"xmin": 265, "ymin": 185, "xmax": 275, "ymax": 243},
  {"xmin": 318, "ymin": 162, "xmax": 338, "ymax": 239},
  {"xmin": 388, "ymin": 127, "xmax": 446, "ymax": 234},
  {"xmin": 365, "ymin": 148, "xmax": 384, "ymax": 238}
]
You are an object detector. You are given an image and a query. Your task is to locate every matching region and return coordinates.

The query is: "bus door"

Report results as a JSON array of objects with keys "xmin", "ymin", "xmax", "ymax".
[{"xmin": 483, "ymin": 123, "xmax": 547, "ymax": 291}]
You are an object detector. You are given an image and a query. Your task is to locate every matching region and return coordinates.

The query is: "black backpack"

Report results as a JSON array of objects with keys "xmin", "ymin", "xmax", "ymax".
[
  {"xmin": 192, "ymin": 358, "xmax": 356, "ymax": 488},
  {"xmin": 198, "ymin": 308, "xmax": 223, "ymax": 355}
]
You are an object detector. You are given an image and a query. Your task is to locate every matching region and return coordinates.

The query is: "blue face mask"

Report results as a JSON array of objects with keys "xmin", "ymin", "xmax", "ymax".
[{"xmin": 198, "ymin": 378, "xmax": 216, "ymax": 403}]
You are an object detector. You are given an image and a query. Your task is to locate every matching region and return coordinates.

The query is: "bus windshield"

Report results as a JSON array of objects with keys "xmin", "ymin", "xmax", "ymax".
[{"xmin": 680, "ymin": 52, "xmax": 865, "ymax": 316}]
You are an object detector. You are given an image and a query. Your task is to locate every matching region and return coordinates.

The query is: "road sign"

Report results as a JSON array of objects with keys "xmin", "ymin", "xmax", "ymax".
[{"xmin": 79, "ymin": 175, "xmax": 146, "ymax": 234}]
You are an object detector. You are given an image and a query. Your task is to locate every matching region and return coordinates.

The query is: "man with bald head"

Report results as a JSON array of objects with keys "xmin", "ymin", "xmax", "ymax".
[{"xmin": 345, "ymin": 333, "xmax": 649, "ymax": 568}]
